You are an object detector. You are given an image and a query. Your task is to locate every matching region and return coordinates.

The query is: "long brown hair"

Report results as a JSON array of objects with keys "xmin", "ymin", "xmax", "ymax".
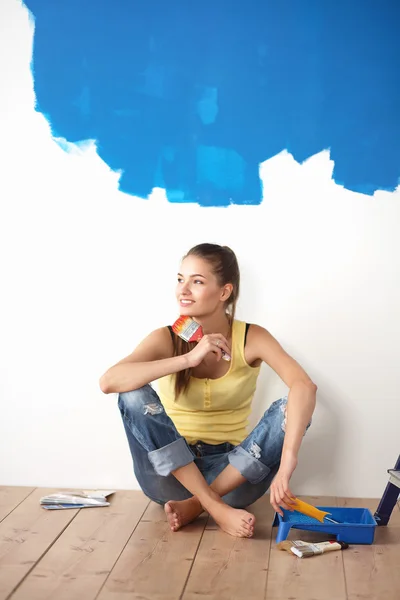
[{"xmin": 172, "ymin": 243, "xmax": 240, "ymax": 400}]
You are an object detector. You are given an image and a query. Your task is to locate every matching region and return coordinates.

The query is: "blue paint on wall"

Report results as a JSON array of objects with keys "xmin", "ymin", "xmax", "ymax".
[{"xmin": 25, "ymin": 0, "xmax": 400, "ymax": 206}]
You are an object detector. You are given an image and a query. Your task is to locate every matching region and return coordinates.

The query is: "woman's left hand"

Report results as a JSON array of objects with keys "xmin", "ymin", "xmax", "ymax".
[{"xmin": 270, "ymin": 454, "xmax": 298, "ymax": 516}]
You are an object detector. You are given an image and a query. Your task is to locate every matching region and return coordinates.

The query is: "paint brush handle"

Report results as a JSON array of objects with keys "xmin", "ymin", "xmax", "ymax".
[
  {"xmin": 290, "ymin": 498, "xmax": 340, "ymax": 524},
  {"xmin": 171, "ymin": 316, "xmax": 230, "ymax": 360}
]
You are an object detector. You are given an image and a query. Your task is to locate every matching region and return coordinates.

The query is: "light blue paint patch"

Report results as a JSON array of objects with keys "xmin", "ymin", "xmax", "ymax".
[
  {"xmin": 197, "ymin": 87, "xmax": 218, "ymax": 125},
  {"xmin": 54, "ymin": 138, "xmax": 70, "ymax": 153},
  {"xmin": 137, "ymin": 63, "xmax": 165, "ymax": 99},
  {"xmin": 197, "ymin": 146, "xmax": 245, "ymax": 192},
  {"xmin": 164, "ymin": 189, "xmax": 186, "ymax": 203},
  {"xmin": 24, "ymin": 0, "xmax": 400, "ymax": 206}
]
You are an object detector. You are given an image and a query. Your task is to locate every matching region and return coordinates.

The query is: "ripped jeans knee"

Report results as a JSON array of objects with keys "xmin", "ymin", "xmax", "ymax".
[
  {"xmin": 228, "ymin": 396, "xmax": 305, "ymax": 485},
  {"xmin": 118, "ymin": 385, "xmax": 164, "ymax": 418},
  {"xmin": 249, "ymin": 441, "xmax": 262, "ymax": 459},
  {"xmin": 118, "ymin": 385, "xmax": 194, "ymax": 476}
]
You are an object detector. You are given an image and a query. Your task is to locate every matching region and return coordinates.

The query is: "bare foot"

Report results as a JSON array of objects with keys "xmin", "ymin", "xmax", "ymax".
[
  {"xmin": 164, "ymin": 497, "xmax": 204, "ymax": 532},
  {"xmin": 209, "ymin": 501, "xmax": 255, "ymax": 538}
]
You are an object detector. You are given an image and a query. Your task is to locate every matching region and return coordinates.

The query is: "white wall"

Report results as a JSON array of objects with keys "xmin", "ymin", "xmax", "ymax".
[{"xmin": 1, "ymin": 0, "xmax": 399, "ymax": 498}]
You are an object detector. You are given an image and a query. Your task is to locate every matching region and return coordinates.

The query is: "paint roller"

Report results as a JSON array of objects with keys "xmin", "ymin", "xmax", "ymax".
[{"xmin": 289, "ymin": 498, "xmax": 341, "ymax": 524}]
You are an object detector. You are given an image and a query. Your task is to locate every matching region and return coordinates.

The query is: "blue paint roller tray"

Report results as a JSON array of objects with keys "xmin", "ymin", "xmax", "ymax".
[{"xmin": 273, "ymin": 506, "xmax": 377, "ymax": 544}]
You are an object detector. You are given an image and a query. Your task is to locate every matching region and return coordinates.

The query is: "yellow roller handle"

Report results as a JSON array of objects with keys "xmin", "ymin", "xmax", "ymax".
[{"xmin": 290, "ymin": 498, "xmax": 336, "ymax": 523}]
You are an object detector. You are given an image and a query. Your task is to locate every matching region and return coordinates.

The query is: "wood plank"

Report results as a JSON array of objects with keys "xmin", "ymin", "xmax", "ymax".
[
  {"xmin": 0, "ymin": 488, "xmax": 396, "ymax": 600},
  {"xmin": 182, "ymin": 495, "xmax": 274, "ymax": 600},
  {"xmin": 140, "ymin": 500, "xmax": 168, "ymax": 523},
  {"xmin": 339, "ymin": 497, "xmax": 400, "ymax": 600},
  {"xmin": 97, "ymin": 501, "xmax": 208, "ymax": 600},
  {"xmin": 0, "ymin": 488, "xmax": 79, "ymax": 600},
  {"xmin": 9, "ymin": 491, "xmax": 149, "ymax": 600},
  {"xmin": 265, "ymin": 495, "xmax": 347, "ymax": 600},
  {"xmin": 0, "ymin": 488, "xmax": 35, "ymax": 524}
]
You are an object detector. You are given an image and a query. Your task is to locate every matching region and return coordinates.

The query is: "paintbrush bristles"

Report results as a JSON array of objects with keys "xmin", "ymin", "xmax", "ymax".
[
  {"xmin": 171, "ymin": 316, "xmax": 231, "ymax": 361},
  {"xmin": 172, "ymin": 316, "xmax": 203, "ymax": 343}
]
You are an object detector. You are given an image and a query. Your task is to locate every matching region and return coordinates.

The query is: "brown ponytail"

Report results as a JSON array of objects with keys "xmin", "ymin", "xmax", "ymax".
[{"xmin": 172, "ymin": 243, "xmax": 240, "ymax": 400}]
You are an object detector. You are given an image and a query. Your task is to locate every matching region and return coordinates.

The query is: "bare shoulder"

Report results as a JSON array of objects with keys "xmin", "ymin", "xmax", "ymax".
[
  {"xmin": 244, "ymin": 323, "xmax": 276, "ymax": 366},
  {"xmin": 245, "ymin": 322, "xmax": 316, "ymax": 389},
  {"xmin": 246, "ymin": 323, "xmax": 270, "ymax": 340},
  {"xmin": 114, "ymin": 326, "xmax": 175, "ymax": 366}
]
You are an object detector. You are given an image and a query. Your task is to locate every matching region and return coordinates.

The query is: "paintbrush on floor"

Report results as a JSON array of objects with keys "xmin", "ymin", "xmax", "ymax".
[{"xmin": 277, "ymin": 539, "xmax": 349, "ymax": 558}]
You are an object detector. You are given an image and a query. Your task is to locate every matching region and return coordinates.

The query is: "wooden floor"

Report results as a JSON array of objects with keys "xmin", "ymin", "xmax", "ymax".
[{"xmin": 0, "ymin": 488, "xmax": 399, "ymax": 600}]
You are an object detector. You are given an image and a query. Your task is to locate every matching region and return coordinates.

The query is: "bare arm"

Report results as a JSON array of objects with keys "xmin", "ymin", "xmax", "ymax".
[
  {"xmin": 249, "ymin": 324, "xmax": 317, "ymax": 452},
  {"xmin": 99, "ymin": 327, "xmax": 189, "ymax": 394},
  {"xmin": 248, "ymin": 324, "xmax": 317, "ymax": 514}
]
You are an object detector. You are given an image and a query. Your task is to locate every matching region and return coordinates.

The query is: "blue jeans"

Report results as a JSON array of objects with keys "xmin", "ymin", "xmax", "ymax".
[{"xmin": 118, "ymin": 384, "xmax": 294, "ymax": 509}]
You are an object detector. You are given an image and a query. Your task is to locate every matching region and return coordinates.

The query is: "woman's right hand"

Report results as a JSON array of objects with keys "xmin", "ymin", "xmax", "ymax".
[{"xmin": 186, "ymin": 334, "xmax": 231, "ymax": 368}]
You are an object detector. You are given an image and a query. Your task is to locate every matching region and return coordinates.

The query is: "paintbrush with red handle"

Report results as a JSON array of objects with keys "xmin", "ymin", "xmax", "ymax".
[{"xmin": 172, "ymin": 316, "xmax": 231, "ymax": 361}]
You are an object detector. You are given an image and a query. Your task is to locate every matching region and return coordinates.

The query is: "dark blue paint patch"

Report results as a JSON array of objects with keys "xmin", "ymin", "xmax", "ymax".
[{"xmin": 25, "ymin": 0, "xmax": 400, "ymax": 205}]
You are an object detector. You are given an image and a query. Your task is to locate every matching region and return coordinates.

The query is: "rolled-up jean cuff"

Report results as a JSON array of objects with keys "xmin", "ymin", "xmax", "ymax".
[
  {"xmin": 228, "ymin": 446, "xmax": 271, "ymax": 484},
  {"xmin": 148, "ymin": 438, "xmax": 195, "ymax": 476}
]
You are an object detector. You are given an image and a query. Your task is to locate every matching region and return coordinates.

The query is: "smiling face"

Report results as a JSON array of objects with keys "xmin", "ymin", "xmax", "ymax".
[{"xmin": 176, "ymin": 255, "xmax": 232, "ymax": 318}]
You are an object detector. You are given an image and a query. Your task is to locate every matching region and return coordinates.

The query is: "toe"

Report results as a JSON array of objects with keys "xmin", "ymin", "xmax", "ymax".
[
  {"xmin": 240, "ymin": 518, "xmax": 252, "ymax": 531},
  {"xmin": 244, "ymin": 525, "xmax": 254, "ymax": 537},
  {"xmin": 239, "ymin": 526, "xmax": 251, "ymax": 537},
  {"xmin": 248, "ymin": 517, "xmax": 256, "ymax": 529}
]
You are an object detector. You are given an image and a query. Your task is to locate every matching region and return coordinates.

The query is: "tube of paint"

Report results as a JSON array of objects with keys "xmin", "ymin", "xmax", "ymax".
[{"xmin": 290, "ymin": 540, "xmax": 349, "ymax": 558}]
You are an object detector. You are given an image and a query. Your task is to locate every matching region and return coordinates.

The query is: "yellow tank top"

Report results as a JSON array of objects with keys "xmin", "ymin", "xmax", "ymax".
[{"xmin": 157, "ymin": 320, "xmax": 261, "ymax": 446}]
